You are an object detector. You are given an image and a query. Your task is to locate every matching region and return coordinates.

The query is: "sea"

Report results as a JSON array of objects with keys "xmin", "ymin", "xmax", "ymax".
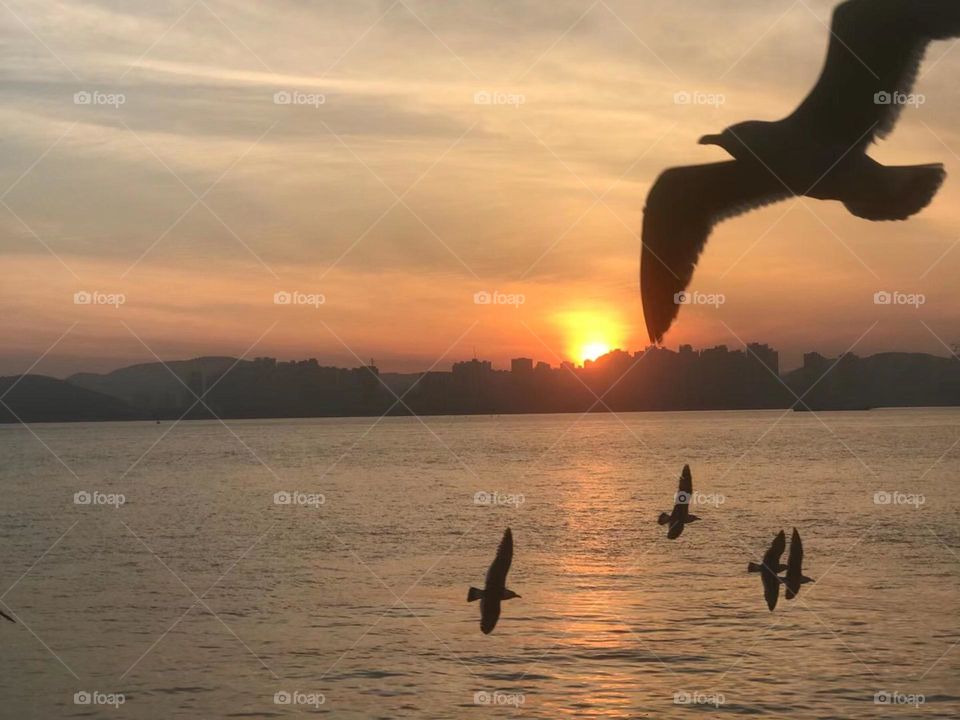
[{"xmin": 1, "ymin": 409, "xmax": 958, "ymax": 718}]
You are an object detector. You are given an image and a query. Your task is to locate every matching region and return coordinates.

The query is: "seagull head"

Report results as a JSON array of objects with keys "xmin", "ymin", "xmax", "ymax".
[
  {"xmin": 698, "ymin": 132, "xmax": 725, "ymax": 147},
  {"xmin": 698, "ymin": 129, "xmax": 740, "ymax": 157},
  {"xmin": 503, "ymin": 589, "xmax": 521, "ymax": 600},
  {"xmin": 698, "ymin": 121, "xmax": 769, "ymax": 160}
]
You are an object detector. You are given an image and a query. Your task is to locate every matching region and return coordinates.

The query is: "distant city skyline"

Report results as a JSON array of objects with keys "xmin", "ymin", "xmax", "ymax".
[
  {"xmin": 15, "ymin": 337, "xmax": 960, "ymax": 382},
  {"xmin": 9, "ymin": 340, "xmax": 960, "ymax": 424}
]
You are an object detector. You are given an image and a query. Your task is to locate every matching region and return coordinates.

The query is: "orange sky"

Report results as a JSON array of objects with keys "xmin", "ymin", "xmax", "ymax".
[{"xmin": 2, "ymin": 0, "xmax": 960, "ymax": 376}]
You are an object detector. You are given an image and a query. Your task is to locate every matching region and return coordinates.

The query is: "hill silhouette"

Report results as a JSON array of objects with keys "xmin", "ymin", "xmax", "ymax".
[{"xmin": 0, "ymin": 375, "xmax": 144, "ymax": 423}]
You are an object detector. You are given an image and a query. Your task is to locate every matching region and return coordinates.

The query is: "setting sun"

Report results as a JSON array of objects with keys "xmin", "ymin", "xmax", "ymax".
[
  {"xmin": 580, "ymin": 342, "xmax": 611, "ymax": 363},
  {"xmin": 554, "ymin": 309, "xmax": 628, "ymax": 365}
]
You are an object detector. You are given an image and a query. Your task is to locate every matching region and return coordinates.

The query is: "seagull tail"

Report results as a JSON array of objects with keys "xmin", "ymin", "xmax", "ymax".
[
  {"xmin": 657, "ymin": 512, "xmax": 671, "ymax": 525},
  {"xmin": 844, "ymin": 163, "xmax": 945, "ymax": 222},
  {"xmin": 747, "ymin": 562, "xmax": 762, "ymax": 573},
  {"xmin": 467, "ymin": 587, "xmax": 484, "ymax": 602}
]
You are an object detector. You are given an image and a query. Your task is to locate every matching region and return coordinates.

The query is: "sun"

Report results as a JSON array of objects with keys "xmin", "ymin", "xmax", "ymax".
[
  {"xmin": 580, "ymin": 342, "xmax": 611, "ymax": 363},
  {"xmin": 553, "ymin": 309, "xmax": 626, "ymax": 366}
]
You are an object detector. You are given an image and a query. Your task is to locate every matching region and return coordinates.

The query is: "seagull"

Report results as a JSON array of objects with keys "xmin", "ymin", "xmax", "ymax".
[
  {"xmin": 641, "ymin": 0, "xmax": 960, "ymax": 343},
  {"xmin": 0, "ymin": 608, "xmax": 14, "ymax": 623},
  {"xmin": 657, "ymin": 464, "xmax": 701, "ymax": 539},
  {"xmin": 748, "ymin": 530, "xmax": 787, "ymax": 611},
  {"xmin": 467, "ymin": 527, "xmax": 520, "ymax": 634},
  {"xmin": 781, "ymin": 527, "xmax": 815, "ymax": 600}
]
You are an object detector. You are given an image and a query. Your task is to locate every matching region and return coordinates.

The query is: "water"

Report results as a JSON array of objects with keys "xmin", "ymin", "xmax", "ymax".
[{"xmin": 1, "ymin": 409, "xmax": 958, "ymax": 718}]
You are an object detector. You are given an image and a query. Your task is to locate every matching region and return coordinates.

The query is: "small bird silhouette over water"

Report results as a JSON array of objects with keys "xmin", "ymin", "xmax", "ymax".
[
  {"xmin": 641, "ymin": 0, "xmax": 960, "ymax": 343},
  {"xmin": 781, "ymin": 527, "xmax": 815, "ymax": 600},
  {"xmin": 748, "ymin": 530, "xmax": 787, "ymax": 611},
  {"xmin": 0, "ymin": 608, "xmax": 14, "ymax": 623},
  {"xmin": 467, "ymin": 527, "xmax": 520, "ymax": 634},
  {"xmin": 657, "ymin": 464, "xmax": 700, "ymax": 539}
]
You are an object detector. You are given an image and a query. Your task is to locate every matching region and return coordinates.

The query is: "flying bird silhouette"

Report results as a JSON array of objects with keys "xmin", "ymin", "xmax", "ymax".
[
  {"xmin": 467, "ymin": 527, "xmax": 520, "ymax": 634},
  {"xmin": 781, "ymin": 527, "xmax": 815, "ymax": 600},
  {"xmin": 657, "ymin": 464, "xmax": 700, "ymax": 539},
  {"xmin": 748, "ymin": 530, "xmax": 787, "ymax": 611},
  {"xmin": 641, "ymin": 0, "xmax": 960, "ymax": 343}
]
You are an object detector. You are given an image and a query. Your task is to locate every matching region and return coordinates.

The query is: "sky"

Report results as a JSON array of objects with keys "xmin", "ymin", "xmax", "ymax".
[{"xmin": 2, "ymin": 0, "xmax": 960, "ymax": 377}]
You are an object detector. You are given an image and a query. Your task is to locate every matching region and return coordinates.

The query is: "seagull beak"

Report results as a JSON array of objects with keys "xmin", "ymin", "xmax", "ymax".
[{"xmin": 698, "ymin": 134, "xmax": 723, "ymax": 146}]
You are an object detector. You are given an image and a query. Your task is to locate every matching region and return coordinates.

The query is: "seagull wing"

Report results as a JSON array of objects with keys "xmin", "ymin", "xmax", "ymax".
[
  {"xmin": 0, "ymin": 608, "xmax": 14, "ymax": 623},
  {"xmin": 762, "ymin": 567, "xmax": 780, "ymax": 611},
  {"xmin": 670, "ymin": 464, "xmax": 693, "ymax": 523},
  {"xmin": 485, "ymin": 527, "xmax": 513, "ymax": 592},
  {"xmin": 761, "ymin": 530, "xmax": 787, "ymax": 611},
  {"xmin": 641, "ymin": 161, "xmax": 790, "ymax": 343},
  {"xmin": 788, "ymin": 527, "xmax": 803, "ymax": 575},
  {"xmin": 763, "ymin": 530, "xmax": 787, "ymax": 570},
  {"xmin": 678, "ymin": 464, "xmax": 693, "ymax": 496},
  {"xmin": 788, "ymin": 0, "xmax": 960, "ymax": 148},
  {"xmin": 480, "ymin": 597, "xmax": 501, "ymax": 635}
]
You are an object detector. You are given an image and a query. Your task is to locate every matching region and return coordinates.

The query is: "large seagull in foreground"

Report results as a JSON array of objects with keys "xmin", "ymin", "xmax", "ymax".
[{"xmin": 641, "ymin": 0, "xmax": 960, "ymax": 343}]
